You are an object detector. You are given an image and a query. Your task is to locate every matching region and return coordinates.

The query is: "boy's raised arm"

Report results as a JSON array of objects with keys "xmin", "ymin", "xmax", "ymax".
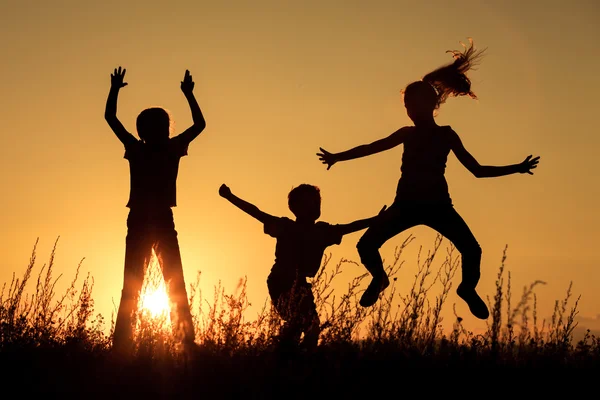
[
  {"xmin": 219, "ymin": 184, "xmax": 274, "ymax": 224},
  {"xmin": 104, "ymin": 67, "xmax": 137, "ymax": 148},
  {"xmin": 336, "ymin": 205, "xmax": 388, "ymax": 235},
  {"xmin": 176, "ymin": 70, "xmax": 206, "ymax": 144}
]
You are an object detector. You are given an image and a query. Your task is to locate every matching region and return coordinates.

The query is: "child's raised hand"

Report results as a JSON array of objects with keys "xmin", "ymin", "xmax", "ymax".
[
  {"xmin": 518, "ymin": 155, "xmax": 540, "ymax": 175},
  {"xmin": 219, "ymin": 184, "xmax": 232, "ymax": 198},
  {"xmin": 110, "ymin": 67, "xmax": 128, "ymax": 89},
  {"xmin": 181, "ymin": 70, "xmax": 195, "ymax": 95},
  {"xmin": 317, "ymin": 147, "xmax": 338, "ymax": 170}
]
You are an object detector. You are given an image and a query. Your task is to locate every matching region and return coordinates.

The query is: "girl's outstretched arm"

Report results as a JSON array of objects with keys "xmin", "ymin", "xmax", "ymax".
[
  {"xmin": 104, "ymin": 67, "xmax": 137, "ymax": 147},
  {"xmin": 176, "ymin": 70, "xmax": 206, "ymax": 144},
  {"xmin": 451, "ymin": 131, "xmax": 540, "ymax": 177},
  {"xmin": 219, "ymin": 184, "xmax": 275, "ymax": 224},
  {"xmin": 336, "ymin": 205, "xmax": 387, "ymax": 235},
  {"xmin": 317, "ymin": 127, "xmax": 409, "ymax": 170}
]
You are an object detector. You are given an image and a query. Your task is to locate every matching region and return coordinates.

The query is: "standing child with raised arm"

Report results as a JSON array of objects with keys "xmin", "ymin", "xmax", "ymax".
[
  {"xmin": 105, "ymin": 67, "xmax": 206, "ymax": 354},
  {"xmin": 317, "ymin": 39, "xmax": 540, "ymax": 319},
  {"xmin": 219, "ymin": 183, "xmax": 385, "ymax": 351}
]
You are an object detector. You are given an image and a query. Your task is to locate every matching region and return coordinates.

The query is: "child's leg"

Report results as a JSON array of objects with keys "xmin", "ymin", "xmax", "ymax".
[
  {"xmin": 278, "ymin": 319, "xmax": 303, "ymax": 348},
  {"xmin": 155, "ymin": 211, "xmax": 195, "ymax": 345},
  {"xmin": 297, "ymin": 283, "xmax": 320, "ymax": 351},
  {"xmin": 277, "ymin": 315, "xmax": 302, "ymax": 356},
  {"xmin": 267, "ymin": 275, "xmax": 299, "ymax": 349},
  {"xmin": 270, "ymin": 281, "xmax": 308, "ymax": 351},
  {"xmin": 113, "ymin": 215, "xmax": 153, "ymax": 353},
  {"xmin": 356, "ymin": 204, "xmax": 419, "ymax": 307},
  {"xmin": 423, "ymin": 206, "xmax": 488, "ymax": 319}
]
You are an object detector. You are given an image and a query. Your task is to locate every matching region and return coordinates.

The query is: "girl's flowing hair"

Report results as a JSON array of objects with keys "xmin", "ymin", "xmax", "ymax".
[{"xmin": 407, "ymin": 38, "xmax": 486, "ymax": 110}]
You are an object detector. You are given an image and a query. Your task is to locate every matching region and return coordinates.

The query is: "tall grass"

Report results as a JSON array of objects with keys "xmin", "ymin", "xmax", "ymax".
[
  {"xmin": 0, "ymin": 237, "xmax": 109, "ymax": 351},
  {"xmin": 1, "ymin": 235, "xmax": 598, "ymax": 396}
]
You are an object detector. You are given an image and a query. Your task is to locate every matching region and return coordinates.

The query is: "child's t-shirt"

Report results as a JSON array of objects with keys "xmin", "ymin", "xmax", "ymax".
[
  {"xmin": 396, "ymin": 125, "xmax": 455, "ymax": 205},
  {"xmin": 124, "ymin": 135, "xmax": 189, "ymax": 209},
  {"xmin": 263, "ymin": 217, "xmax": 344, "ymax": 289}
]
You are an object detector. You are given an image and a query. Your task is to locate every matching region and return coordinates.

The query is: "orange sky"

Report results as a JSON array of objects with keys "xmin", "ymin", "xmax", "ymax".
[{"xmin": 1, "ymin": 0, "xmax": 599, "ymax": 336}]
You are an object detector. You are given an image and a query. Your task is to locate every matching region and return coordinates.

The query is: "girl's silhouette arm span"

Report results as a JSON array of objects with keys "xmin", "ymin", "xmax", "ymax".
[
  {"xmin": 317, "ymin": 127, "xmax": 410, "ymax": 170},
  {"xmin": 104, "ymin": 66, "xmax": 137, "ymax": 148},
  {"xmin": 451, "ymin": 131, "xmax": 540, "ymax": 177},
  {"xmin": 336, "ymin": 205, "xmax": 387, "ymax": 235},
  {"xmin": 176, "ymin": 70, "xmax": 206, "ymax": 144},
  {"xmin": 219, "ymin": 184, "xmax": 275, "ymax": 224}
]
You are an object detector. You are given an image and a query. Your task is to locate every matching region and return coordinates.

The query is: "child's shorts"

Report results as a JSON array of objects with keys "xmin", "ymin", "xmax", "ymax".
[{"xmin": 267, "ymin": 275, "xmax": 317, "ymax": 323}]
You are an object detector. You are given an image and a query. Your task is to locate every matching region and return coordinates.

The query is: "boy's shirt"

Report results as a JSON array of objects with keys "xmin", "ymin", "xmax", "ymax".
[
  {"xmin": 264, "ymin": 217, "xmax": 343, "ymax": 288},
  {"xmin": 124, "ymin": 135, "xmax": 189, "ymax": 210}
]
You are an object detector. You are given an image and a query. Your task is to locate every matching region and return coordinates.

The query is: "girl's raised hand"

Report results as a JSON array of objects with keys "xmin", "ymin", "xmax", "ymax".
[
  {"xmin": 317, "ymin": 147, "xmax": 338, "ymax": 170},
  {"xmin": 110, "ymin": 66, "xmax": 128, "ymax": 89},
  {"xmin": 519, "ymin": 155, "xmax": 540, "ymax": 175}
]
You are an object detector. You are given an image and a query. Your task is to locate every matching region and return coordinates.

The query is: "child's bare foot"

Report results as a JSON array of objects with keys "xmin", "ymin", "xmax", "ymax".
[
  {"xmin": 456, "ymin": 284, "xmax": 489, "ymax": 319},
  {"xmin": 359, "ymin": 274, "xmax": 390, "ymax": 307}
]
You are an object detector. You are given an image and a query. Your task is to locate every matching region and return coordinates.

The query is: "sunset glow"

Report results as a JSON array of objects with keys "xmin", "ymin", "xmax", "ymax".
[
  {"xmin": 139, "ymin": 251, "xmax": 171, "ymax": 321},
  {"xmin": 1, "ymin": 1, "xmax": 599, "ymax": 338}
]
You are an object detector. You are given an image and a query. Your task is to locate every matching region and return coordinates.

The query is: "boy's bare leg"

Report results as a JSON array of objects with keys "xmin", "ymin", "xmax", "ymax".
[
  {"xmin": 273, "ymin": 289, "xmax": 302, "ymax": 353},
  {"xmin": 301, "ymin": 314, "xmax": 320, "ymax": 352},
  {"xmin": 297, "ymin": 283, "xmax": 320, "ymax": 352},
  {"xmin": 279, "ymin": 321, "xmax": 303, "ymax": 347}
]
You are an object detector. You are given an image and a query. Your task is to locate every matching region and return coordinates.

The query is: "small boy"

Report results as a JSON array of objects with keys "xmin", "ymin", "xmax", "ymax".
[
  {"xmin": 219, "ymin": 183, "xmax": 385, "ymax": 350},
  {"xmin": 105, "ymin": 67, "xmax": 206, "ymax": 353}
]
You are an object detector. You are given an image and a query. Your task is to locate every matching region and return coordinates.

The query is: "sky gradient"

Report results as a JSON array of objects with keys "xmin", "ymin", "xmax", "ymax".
[{"xmin": 1, "ymin": 0, "xmax": 599, "ymax": 335}]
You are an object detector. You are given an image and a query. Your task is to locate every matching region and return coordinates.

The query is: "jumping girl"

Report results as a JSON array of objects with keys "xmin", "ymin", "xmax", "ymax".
[{"xmin": 316, "ymin": 39, "xmax": 540, "ymax": 319}]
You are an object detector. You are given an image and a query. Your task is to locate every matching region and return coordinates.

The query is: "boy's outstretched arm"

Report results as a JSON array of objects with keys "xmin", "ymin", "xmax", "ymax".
[
  {"xmin": 336, "ymin": 205, "xmax": 387, "ymax": 235},
  {"xmin": 219, "ymin": 184, "xmax": 274, "ymax": 224},
  {"xmin": 176, "ymin": 70, "xmax": 206, "ymax": 144},
  {"xmin": 104, "ymin": 67, "xmax": 137, "ymax": 148},
  {"xmin": 317, "ymin": 127, "xmax": 409, "ymax": 170},
  {"xmin": 451, "ymin": 131, "xmax": 540, "ymax": 178}
]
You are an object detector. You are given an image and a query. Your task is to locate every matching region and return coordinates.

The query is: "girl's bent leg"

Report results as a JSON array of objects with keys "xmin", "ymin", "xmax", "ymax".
[
  {"xmin": 424, "ymin": 206, "xmax": 488, "ymax": 319},
  {"xmin": 356, "ymin": 204, "xmax": 417, "ymax": 307}
]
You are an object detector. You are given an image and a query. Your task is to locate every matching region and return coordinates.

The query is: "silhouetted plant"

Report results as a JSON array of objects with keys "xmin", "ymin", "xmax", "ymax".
[
  {"xmin": 1, "ymin": 234, "xmax": 597, "ymax": 383},
  {"xmin": 0, "ymin": 238, "xmax": 110, "ymax": 351}
]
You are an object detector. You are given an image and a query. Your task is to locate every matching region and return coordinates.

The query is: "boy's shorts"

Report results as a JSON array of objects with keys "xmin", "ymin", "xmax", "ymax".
[{"xmin": 267, "ymin": 275, "xmax": 317, "ymax": 323}]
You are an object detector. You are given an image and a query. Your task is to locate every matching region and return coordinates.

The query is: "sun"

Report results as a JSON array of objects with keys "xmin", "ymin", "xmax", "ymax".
[
  {"xmin": 140, "ymin": 281, "xmax": 170, "ymax": 318},
  {"xmin": 139, "ymin": 250, "xmax": 171, "ymax": 320}
]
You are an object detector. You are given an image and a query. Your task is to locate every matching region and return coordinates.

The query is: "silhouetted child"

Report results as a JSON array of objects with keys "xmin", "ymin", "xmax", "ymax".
[
  {"xmin": 219, "ymin": 183, "xmax": 385, "ymax": 350},
  {"xmin": 105, "ymin": 67, "xmax": 206, "ymax": 353},
  {"xmin": 317, "ymin": 39, "xmax": 540, "ymax": 319}
]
